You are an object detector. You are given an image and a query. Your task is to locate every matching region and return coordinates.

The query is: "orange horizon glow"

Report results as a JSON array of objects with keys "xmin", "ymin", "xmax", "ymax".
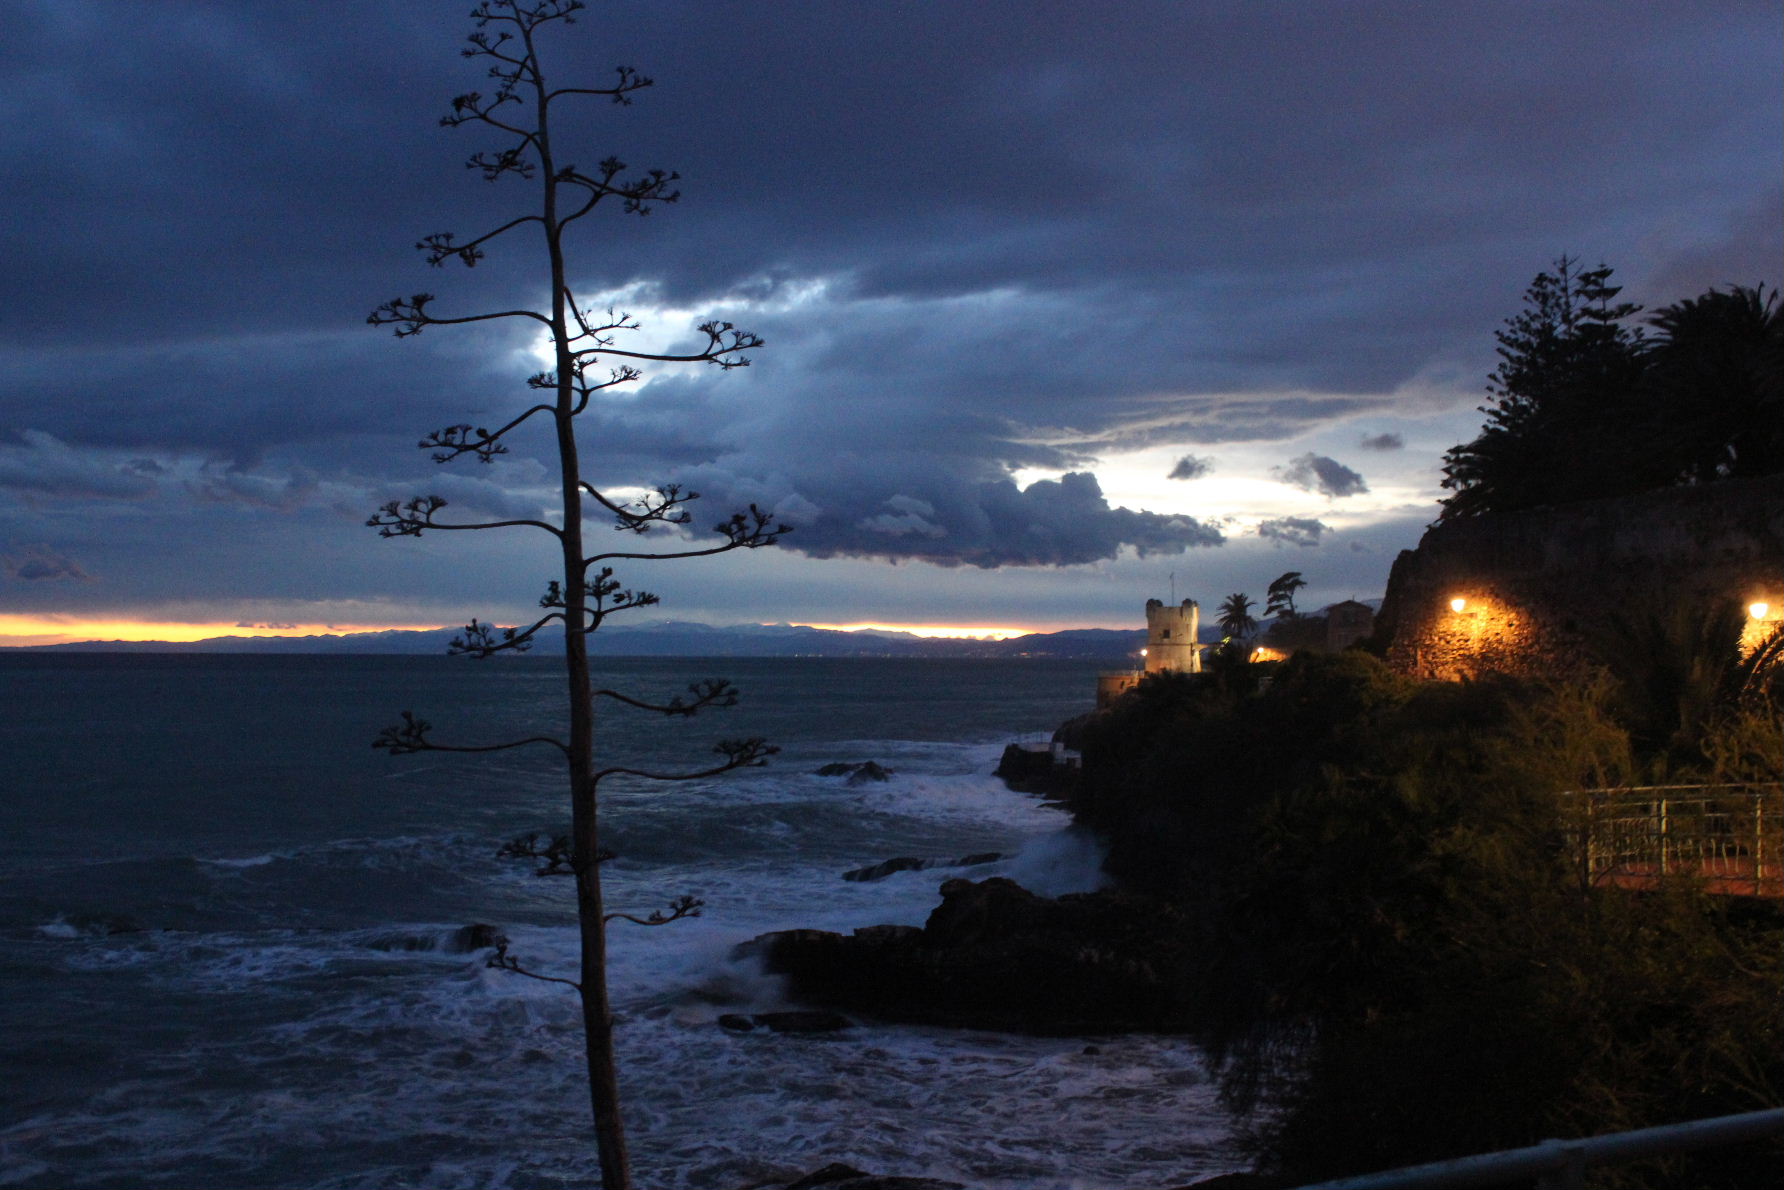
[{"xmin": 0, "ymin": 616, "xmax": 446, "ymax": 648}]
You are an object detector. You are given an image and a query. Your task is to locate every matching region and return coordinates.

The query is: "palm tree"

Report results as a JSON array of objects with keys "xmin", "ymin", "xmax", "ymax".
[
  {"xmin": 1582, "ymin": 595, "xmax": 1782, "ymax": 763},
  {"xmin": 1218, "ymin": 592, "xmax": 1258, "ymax": 642},
  {"xmin": 1641, "ymin": 284, "xmax": 1783, "ymax": 482}
]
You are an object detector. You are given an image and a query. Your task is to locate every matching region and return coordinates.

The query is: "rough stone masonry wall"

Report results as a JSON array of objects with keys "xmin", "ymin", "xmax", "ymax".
[{"xmin": 1377, "ymin": 473, "xmax": 1784, "ymax": 681}]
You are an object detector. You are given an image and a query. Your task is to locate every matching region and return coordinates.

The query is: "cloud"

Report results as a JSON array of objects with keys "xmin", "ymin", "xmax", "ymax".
[
  {"xmin": 1168, "ymin": 454, "xmax": 1215, "ymax": 481},
  {"xmin": 0, "ymin": 431, "xmax": 157, "ymax": 501},
  {"xmin": 1257, "ymin": 517, "xmax": 1330, "ymax": 548},
  {"xmin": 191, "ymin": 465, "xmax": 320, "ymax": 510},
  {"xmin": 2, "ymin": 543, "xmax": 92, "ymax": 581},
  {"xmin": 0, "ymin": 3, "xmax": 1774, "ymax": 630},
  {"xmin": 1359, "ymin": 432, "xmax": 1404, "ymax": 452},
  {"xmin": 683, "ymin": 464, "xmax": 1224, "ymax": 567},
  {"xmin": 1273, "ymin": 453, "xmax": 1370, "ymax": 499}
]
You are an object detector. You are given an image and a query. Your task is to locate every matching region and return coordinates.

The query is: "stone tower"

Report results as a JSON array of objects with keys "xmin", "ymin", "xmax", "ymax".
[{"xmin": 1144, "ymin": 597, "xmax": 1201, "ymax": 673}]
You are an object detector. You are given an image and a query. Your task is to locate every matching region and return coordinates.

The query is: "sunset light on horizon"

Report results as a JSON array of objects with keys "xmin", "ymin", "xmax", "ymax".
[{"xmin": 0, "ymin": 615, "xmax": 447, "ymax": 649}]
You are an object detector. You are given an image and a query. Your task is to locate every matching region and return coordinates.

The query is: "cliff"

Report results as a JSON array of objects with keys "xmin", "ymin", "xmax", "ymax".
[{"xmin": 1375, "ymin": 472, "xmax": 1784, "ymax": 679}]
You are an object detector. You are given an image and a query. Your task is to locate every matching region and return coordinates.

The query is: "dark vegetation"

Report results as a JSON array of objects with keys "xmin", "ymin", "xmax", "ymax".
[
  {"xmin": 1051, "ymin": 260, "xmax": 1784, "ymax": 1184},
  {"xmin": 1069, "ymin": 644, "xmax": 1783, "ymax": 1185},
  {"xmin": 1440, "ymin": 258, "xmax": 1782, "ymax": 520},
  {"xmin": 365, "ymin": 5, "xmax": 783, "ymax": 1187}
]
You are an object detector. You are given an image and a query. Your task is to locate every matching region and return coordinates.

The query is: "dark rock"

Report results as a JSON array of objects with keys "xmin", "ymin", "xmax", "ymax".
[
  {"xmin": 842, "ymin": 852, "xmax": 1004, "ymax": 882},
  {"xmin": 851, "ymin": 924, "xmax": 923, "ymax": 946},
  {"xmin": 993, "ymin": 742, "xmax": 1053, "ymax": 782},
  {"xmin": 747, "ymin": 878, "xmax": 1197, "ymax": 1034},
  {"xmin": 993, "ymin": 740, "xmax": 1080, "ymax": 797},
  {"xmin": 781, "ymin": 1168, "xmax": 966, "ymax": 1190},
  {"xmin": 925, "ymin": 877, "xmax": 1049, "ymax": 947},
  {"xmin": 843, "ymin": 856, "xmax": 929, "ymax": 882},
  {"xmin": 813, "ymin": 761, "xmax": 896, "ymax": 784},
  {"xmin": 718, "ymin": 1013, "xmax": 757, "ymax": 1032},
  {"xmin": 447, "ymin": 923, "xmax": 507, "ymax": 953},
  {"xmin": 754, "ymin": 1010, "xmax": 852, "ymax": 1033},
  {"xmin": 784, "ymin": 1165, "xmax": 872, "ymax": 1190}
]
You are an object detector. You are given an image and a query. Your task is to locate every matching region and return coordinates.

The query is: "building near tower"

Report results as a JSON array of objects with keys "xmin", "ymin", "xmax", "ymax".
[{"xmin": 1097, "ymin": 598, "xmax": 1201, "ymax": 706}]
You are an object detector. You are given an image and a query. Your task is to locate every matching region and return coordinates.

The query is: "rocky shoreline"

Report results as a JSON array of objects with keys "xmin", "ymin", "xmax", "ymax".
[
  {"xmin": 740, "ymin": 876, "xmax": 1198, "ymax": 1035},
  {"xmin": 723, "ymin": 748, "xmax": 1271, "ymax": 1189}
]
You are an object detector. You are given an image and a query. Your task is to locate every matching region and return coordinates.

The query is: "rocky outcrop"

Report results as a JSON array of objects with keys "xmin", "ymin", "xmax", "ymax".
[
  {"xmin": 775, "ymin": 1163, "xmax": 967, "ymax": 1190},
  {"xmin": 841, "ymin": 852, "xmax": 1001, "ymax": 882},
  {"xmin": 740, "ymin": 877, "xmax": 1196, "ymax": 1034}
]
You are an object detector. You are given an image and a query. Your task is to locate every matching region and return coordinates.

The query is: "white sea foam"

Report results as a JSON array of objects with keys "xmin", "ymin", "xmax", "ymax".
[
  {"xmin": 2, "ymin": 661, "xmax": 1241, "ymax": 1188},
  {"xmin": 201, "ymin": 852, "xmax": 276, "ymax": 870}
]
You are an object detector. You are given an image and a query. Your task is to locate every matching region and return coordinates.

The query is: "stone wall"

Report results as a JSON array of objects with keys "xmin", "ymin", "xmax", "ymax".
[{"xmin": 1377, "ymin": 473, "xmax": 1784, "ymax": 680}]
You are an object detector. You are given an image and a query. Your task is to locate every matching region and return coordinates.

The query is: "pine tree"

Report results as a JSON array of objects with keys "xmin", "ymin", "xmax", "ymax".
[{"xmin": 1439, "ymin": 257, "xmax": 1646, "ymax": 519}]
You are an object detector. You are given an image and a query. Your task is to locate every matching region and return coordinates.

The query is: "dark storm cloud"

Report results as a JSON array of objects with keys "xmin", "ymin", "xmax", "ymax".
[
  {"xmin": 1273, "ymin": 454, "xmax": 1370, "ymax": 499},
  {"xmin": 1256, "ymin": 518, "xmax": 1330, "ymax": 548},
  {"xmin": 0, "ymin": 0, "xmax": 1776, "ymax": 608},
  {"xmin": 2, "ymin": 543, "xmax": 92, "ymax": 582},
  {"xmin": 0, "ymin": 432, "xmax": 158, "ymax": 500},
  {"xmin": 679, "ymin": 465, "xmax": 1223, "ymax": 568},
  {"xmin": 1359, "ymin": 432, "xmax": 1405, "ymax": 452},
  {"xmin": 1168, "ymin": 455, "xmax": 1215, "ymax": 481}
]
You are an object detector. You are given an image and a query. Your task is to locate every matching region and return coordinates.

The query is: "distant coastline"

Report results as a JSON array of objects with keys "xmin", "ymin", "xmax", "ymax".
[{"xmin": 0, "ymin": 621, "xmax": 1175, "ymax": 660}]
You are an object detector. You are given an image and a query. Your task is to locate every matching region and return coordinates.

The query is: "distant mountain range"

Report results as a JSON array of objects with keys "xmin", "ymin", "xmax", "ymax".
[{"xmin": 7, "ymin": 621, "xmax": 1174, "ymax": 660}]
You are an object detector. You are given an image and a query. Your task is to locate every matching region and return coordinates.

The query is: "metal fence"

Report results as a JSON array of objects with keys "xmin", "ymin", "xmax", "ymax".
[
  {"xmin": 1290, "ymin": 1106, "xmax": 1784, "ymax": 1189},
  {"xmin": 1559, "ymin": 783, "xmax": 1784, "ymax": 897}
]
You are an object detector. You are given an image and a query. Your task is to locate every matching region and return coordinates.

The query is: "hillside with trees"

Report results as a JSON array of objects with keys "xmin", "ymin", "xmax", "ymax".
[{"xmin": 1440, "ymin": 259, "xmax": 1782, "ymax": 520}]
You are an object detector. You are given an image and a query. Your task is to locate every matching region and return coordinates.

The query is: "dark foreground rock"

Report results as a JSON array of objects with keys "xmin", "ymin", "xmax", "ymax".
[
  {"xmin": 841, "ymin": 852, "xmax": 1002, "ymax": 882},
  {"xmin": 775, "ymin": 1163, "xmax": 966, "ymax": 1190},
  {"xmin": 739, "ymin": 877, "xmax": 1197, "ymax": 1033},
  {"xmin": 447, "ymin": 923, "xmax": 506, "ymax": 952}
]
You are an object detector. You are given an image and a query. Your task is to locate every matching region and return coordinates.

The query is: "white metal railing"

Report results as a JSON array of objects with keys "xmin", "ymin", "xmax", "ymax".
[
  {"xmin": 1290, "ymin": 1106, "xmax": 1784, "ymax": 1189},
  {"xmin": 1559, "ymin": 783, "xmax": 1784, "ymax": 897}
]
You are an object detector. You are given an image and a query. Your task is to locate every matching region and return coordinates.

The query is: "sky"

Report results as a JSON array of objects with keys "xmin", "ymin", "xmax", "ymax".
[{"xmin": 1, "ymin": 1, "xmax": 1779, "ymax": 645}]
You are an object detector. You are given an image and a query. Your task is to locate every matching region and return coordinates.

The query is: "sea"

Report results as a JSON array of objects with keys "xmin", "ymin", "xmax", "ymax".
[{"xmin": 0, "ymin": 654, "xmax": 1238, "ymax": 1189}]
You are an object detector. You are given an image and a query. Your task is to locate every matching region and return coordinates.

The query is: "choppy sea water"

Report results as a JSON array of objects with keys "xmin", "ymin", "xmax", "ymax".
[{"xmin": 0, "ymin": 654, "xmax": 1238, "ymax": 1189}]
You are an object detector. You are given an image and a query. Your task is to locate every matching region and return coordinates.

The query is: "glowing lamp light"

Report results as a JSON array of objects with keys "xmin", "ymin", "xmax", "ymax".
[
  {"xmin": 1449, "ymin": 597, "xmax": 1468, "ymax": 613},
  {"xmin": 1139, "ymin": 648, "xmax": 1148, "ymax": 656},
  {"xmin": 1751, "ymin": 602, "xmax": 1771, "ymax": 620}
]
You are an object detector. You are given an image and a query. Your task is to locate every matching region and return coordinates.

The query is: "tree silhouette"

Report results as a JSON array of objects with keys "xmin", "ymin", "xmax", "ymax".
[
  {"xmin": 1439, "ymin": 261, "xmax": 1782, "ymax": 522},
  {"xmin": 1439, "ymin": 257, "xmax": 1646, "ymax": 520},
  {"xmin": 365, "ymin": 5, "xmax": 785, "ymax": 1187},
  {"xmin": 1641, "ymin": 284, "xmax": 1783, "ymax": 483},
  {"xmin": 1265, "ymin": 571, "xmax": 1306, "ymax": 620},
  {"xmin": 1217, "ymin": 592, "xmax": 1258, "ymax": 643}
]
